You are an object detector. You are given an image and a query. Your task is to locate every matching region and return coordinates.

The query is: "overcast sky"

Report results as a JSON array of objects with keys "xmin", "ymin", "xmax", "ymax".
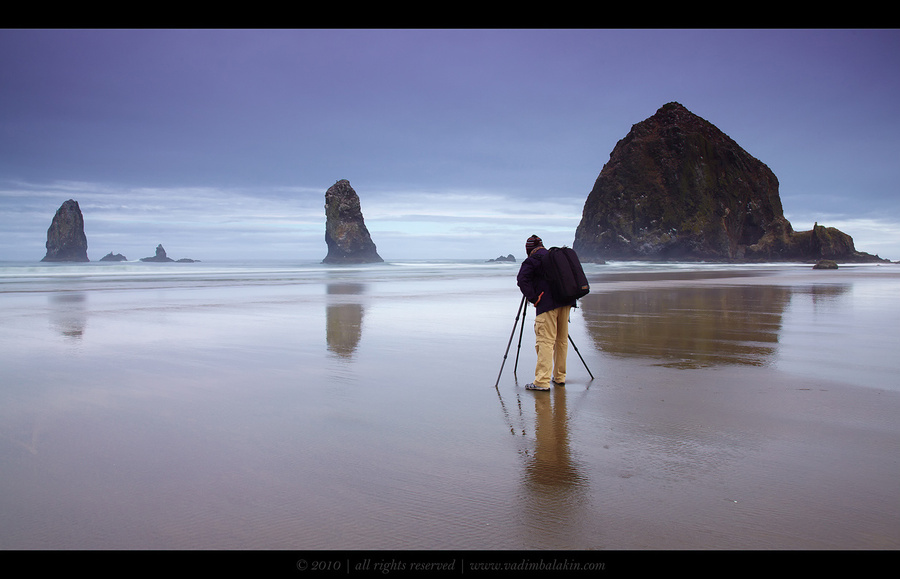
[{"xmin": 2, "ymin": 28, "xmax": 899, "ymax": 262}]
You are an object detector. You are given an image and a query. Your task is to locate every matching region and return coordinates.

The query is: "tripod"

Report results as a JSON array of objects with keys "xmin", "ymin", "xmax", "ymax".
[{"xmin": 494, "ymin": 295, "xmax": 594, "ymax": 388}]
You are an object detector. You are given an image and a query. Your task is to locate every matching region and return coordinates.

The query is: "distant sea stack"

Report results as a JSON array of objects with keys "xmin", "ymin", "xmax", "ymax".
[
  {"xmin": 138, "ymin": 245, "xmax": 198, "ymax": 262},
  {"xmin": 42, "ymin": 199, "xmax": 89, "ymax": 262},
  {"xmin": 140, "ymin": 244, "xmax": 175, "ymax": 262},
  {"xmin": 322, "ymin": 179, "xmax": 383, "ymax": 264},
  {"xmin": 574, "ymin": 102, "xmax": 885, "ymax": 263}
]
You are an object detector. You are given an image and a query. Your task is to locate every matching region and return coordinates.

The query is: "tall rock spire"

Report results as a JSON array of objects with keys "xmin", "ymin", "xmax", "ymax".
[
  {"xmin": 322, "ymin": 180, "xmax": 383, "ymax": 264},
  {"xmin": 41, "ymin": 199, "xmax": 89, "ymax": 262}
]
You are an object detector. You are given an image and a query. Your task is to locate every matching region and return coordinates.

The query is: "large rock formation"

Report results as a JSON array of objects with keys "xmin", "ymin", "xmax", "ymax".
[
  {"xmin": 574, "ymin": 102, "xmax": 884, "ymax": 262},
  {"xmin": 322, "ymin": 179, "xmax": 383, "ymax": 264},
  {"xmin": 42, "ymin": 199, "xmax": 89, "ymax": 262}
]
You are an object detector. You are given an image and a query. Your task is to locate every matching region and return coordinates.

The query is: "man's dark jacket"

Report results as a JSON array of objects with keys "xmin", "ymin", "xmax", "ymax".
[{"xmin": 517, "ymin": 247, "xmax": 573, "ymax": 316}]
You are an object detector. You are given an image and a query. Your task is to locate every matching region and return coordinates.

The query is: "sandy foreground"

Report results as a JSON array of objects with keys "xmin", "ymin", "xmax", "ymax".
[
  {"xmin": 558, "ymin": 357, "xmax": 900, "ymax": 549},
  {"xmin": 0, "ymin": 262, "xmax": 898, "ymax": 553},
  {"xmin": 561, "ymin": 266, "xmax": 900, "ymax": 549}
]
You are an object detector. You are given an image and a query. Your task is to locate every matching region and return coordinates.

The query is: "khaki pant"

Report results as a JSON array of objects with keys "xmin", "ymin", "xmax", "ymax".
[{"xmin": 533, "ymin": 305, "xmax": 571, "ymax": 387}]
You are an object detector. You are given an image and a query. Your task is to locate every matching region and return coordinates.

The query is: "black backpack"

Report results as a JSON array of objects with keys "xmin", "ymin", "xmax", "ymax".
[{"xmin": 539, "ymin": 246, "xmax": 590, "ymax": 304}]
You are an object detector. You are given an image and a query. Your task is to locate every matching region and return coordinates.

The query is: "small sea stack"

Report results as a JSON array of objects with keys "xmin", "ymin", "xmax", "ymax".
[{"xmin": 140, "ymin": 244, "xmax": 175, "ymax": 262}]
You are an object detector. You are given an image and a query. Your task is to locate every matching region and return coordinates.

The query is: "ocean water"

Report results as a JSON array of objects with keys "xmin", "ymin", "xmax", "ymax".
[{"xmin": 1, "ymin": 259, "xmax": 898, "ymax": 549}]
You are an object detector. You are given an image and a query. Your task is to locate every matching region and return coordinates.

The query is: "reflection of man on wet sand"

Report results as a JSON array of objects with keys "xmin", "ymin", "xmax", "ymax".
[
  {"xmin": 521, "ymin": 386, "xmax": 588, "ymax": 548},
  {"xmin": 527, "ymin": 387, "xmax": 581, "ymax": 487}
]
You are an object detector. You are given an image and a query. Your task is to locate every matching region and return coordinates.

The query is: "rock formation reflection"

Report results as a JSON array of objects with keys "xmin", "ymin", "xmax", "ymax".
[
  {"xmin": 580, "ymin": 285, "xmax": 795, "ymax": 368},
  {"xmin": 49, "ymin": 292, "xmax": 87, "ymax": 339},
  {"xmin": 325, "ymin": 283, "xmax": 366, "ymax": 358}
]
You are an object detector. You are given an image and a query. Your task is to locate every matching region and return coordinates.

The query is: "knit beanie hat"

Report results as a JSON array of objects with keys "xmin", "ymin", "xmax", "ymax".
[{"xmin": 525, "ymin": 235, "xmax": 543, "ymax": 255}]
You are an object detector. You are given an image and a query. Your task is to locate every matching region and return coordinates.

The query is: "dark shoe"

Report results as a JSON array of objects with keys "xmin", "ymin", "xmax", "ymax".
[
  {"xmin": 525, "ymin": 383, "xmax": 550, "ymax": 391},
  {"xmin": 552, "ymin": 379, "xmax": 566, "ymax": 386}
]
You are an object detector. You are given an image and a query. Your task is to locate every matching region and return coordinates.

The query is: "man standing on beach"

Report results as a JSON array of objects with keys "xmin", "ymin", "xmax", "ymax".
[{"xmin": 516, "ymin": 235, "xmax": 574, "ymax": 391}]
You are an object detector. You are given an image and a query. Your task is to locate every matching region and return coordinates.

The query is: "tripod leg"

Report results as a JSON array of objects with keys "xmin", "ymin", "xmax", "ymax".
[
  {"xmin": 513, "ymin": 300, "xmax": 527, "ymax": 375},
  {"xmin": 494, "ymin": 295, "xmax": 526, "ymax": 388},
  {"xmin": 568, "ymin": 333, "xmax": 594, "ymax": 380}
]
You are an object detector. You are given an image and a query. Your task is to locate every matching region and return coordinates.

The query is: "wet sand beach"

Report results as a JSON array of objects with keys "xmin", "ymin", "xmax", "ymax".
[{"xmin": 0, "ymin": 261, "xmax": 898, "ymax": 550}]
